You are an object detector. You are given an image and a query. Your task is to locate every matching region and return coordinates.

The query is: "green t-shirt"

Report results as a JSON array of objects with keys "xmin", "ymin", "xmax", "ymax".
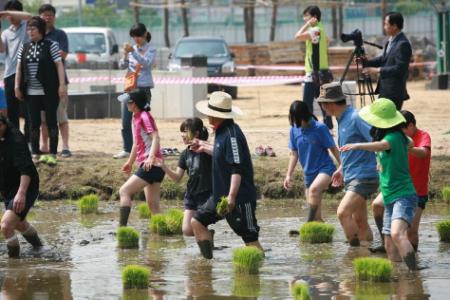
[
  {"xmin": 377, "ymin": 131, "xmax": 416, "ymax": 205},
  {"xmin": 305, "ymin": 22, "xmax": 329, "ymax": 74}
]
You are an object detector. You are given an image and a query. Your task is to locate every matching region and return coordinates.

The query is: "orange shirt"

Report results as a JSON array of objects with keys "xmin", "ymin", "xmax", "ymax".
[{"xmin": 408, "ymin": 129, "xmax": 431, "ymax": 196}]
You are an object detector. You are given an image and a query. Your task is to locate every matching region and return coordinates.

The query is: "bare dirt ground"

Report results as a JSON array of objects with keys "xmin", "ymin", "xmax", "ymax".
[{"xmin": 69, "ymin": 81, "xmax": 450, "ymax": 158}]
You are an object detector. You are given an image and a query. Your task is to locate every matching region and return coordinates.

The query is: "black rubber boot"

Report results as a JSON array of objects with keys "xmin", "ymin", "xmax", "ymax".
[
  {"xmin": 307, "ymin": 205, "xmax": 318, "ymax": 222},
  {"xmin": 374, "ymin": 216, "xmax": 384, "ymax": 242},
  {"xmin": 23, "ymin": 233, "xmax": 43, "ymax": 248},
  {"xmin": 368, "ymin": 244, "xmax": 386, "ymax": 253},
  {"xmin": 7, "ymin": 244, "xmax": 20, "ymax": 258},
  {"xmin": 403, "ymin": 251, "xmax": 417, "ymax": 271},
  {"xmin": 197, "ymin": 240, "xmax": 213, "ymax": 259},
  {"xmin": 349, "ymin": 235, "xmax": 360, "ymax": 247},
  {"xmin": 412, "ymin": 243, "xmax": 418, "ymax": 253},
  {"xmin": 120, "ymin": 206, "xmax": 131, "ymax": 227},
  {"xmin": 209, "ymin": 229, "xmax": 215, "ymax": 249}
]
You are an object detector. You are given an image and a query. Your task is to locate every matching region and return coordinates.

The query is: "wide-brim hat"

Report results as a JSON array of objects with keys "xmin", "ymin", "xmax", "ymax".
[
  {"xmin": 358, "ymin": 98, "xmax": 406, "ymax": 128},
  {"xmin": 196, "ymin": 91, "xmax": 242, "ymax": 119},
  {"xmin": 317, "ymin": 82, "xmax": 346, "ymax": 103}
]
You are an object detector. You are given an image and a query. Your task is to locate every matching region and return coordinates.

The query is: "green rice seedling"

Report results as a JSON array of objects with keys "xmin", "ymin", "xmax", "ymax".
[
  {"xmin": 442, "ymin": 186, "xmax": 450, "ymax": 202},
  {"xmin": 137, "ymin": 203, "xmax": 151, "ymax": 219},
  {"xmin": 299, "ymin": 222, "xmax": 335, "ymax": 243},
  {"xmin": 232, "ymin": 274, "xmax": 260, "ymax": 297},
  {"xmin": 291, "ymin": 281, "xmax": 311, "ymax": 300},
  {"xmin": 232, "ymin": 246, "xmax": 264, "ymax": 274},
  {"xmin": 122, "ymin": 265, "xmax": 150, "ymax": 289},
  {"xmin": 165, "ymin": 208, "xmax": 184, "ymax": 234},
  {"xmin": 76, "ymin": 194, "xmax": 99, "ymax": 214},
  {"xmin": 353, "ymin": 257, "xmax": 393, "ymax": 282},
  {"xmin": 216, "ymin": 196, "xmax": 228, "ymax": 216},
  {"xmin": 117, "ymin": 227, "xmax": 140, "ymax": 249},
  {"xmin": 436, "ymin": 220, "xmax": 450, "ymax": 242},
  {"xmin": 149, "ymin": 214, "xmax": 171, "ymax": 235}
]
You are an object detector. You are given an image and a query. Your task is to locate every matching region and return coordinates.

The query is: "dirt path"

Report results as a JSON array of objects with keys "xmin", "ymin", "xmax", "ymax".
[{"xmin": 69, "ymin": 81, "xmax": 450, "ymax": 157}]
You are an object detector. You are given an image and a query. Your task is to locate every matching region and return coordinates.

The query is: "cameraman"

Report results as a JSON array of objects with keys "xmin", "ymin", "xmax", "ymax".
[
  {"xmin": 295, "ymin": 6, "xmax": 333, "ymax": 130},
  {"xmin": 362, "ymin": 12, "xmax": 412, "ymax": 110}
]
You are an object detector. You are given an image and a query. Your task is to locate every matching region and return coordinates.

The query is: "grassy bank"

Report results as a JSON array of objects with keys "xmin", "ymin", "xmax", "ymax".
[{"xmin": 38, "ymin": 152, "xmax": 450, "ymax": 201}]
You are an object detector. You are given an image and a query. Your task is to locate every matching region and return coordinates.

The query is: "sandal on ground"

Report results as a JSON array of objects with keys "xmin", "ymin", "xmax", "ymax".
[
  {"xmin": 265, "ymin": 146, "xmax": 276, "ymax": 157},
  {"xmin": 255, "ymin": 145, "xmax": 266, "ymax": 156}
]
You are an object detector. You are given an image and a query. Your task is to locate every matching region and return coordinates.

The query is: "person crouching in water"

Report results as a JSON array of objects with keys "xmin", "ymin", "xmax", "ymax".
[
  {"xmin": 283, "ymin": 100, "xmax": 341, "ymax": 222},
  {"xmin": 341, "ymin": 98, "xmax": 418, "ymax": 270},
  {"xmin": 158, "ymin": 118, "xmax": 212, "ymax": 236},
  {"xmin": 0, "ymin": 114, "xmax": 43, "ymax": 258},
  {"xmin": 190, "ymin": 91, "xmax": 263, "ymax": 259},
  {"xmin": 117, "ymin": 90, "xmax": 165, "ymax": 226}
]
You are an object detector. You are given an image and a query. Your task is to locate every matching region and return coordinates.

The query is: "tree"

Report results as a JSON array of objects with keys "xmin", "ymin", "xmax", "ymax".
[
  {"xmin": 181, "ymin": 0, "xmax": 189, "ymax": 36},
  {"xmin": 269, "ymin": 0, "xmax": 278, "ymax": 41},
  {"xmin": 244, "ymin": 0, "xmax": 255, "ymax": 43},
  {"xmin": 164, "ymin": 1, "xmax": 170, "ymax": 47}
]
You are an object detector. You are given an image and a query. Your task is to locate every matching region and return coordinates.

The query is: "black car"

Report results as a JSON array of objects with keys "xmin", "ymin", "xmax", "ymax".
[{"xmin": 168, "ymin": 36, "xmax": 238, "ymax": 99}]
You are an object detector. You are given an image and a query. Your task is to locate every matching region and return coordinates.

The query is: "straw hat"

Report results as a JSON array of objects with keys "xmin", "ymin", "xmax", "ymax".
[
  {"xmin": 316, "ymin": 82, "xmax": 346, "ymax": 103},
  {"xmin": 358, "ymin": 98, "xmax": 406, "ymax": 128},
  {"xmin": 195, "ymin": 91, "xmax": 242, "ymax": 119}
]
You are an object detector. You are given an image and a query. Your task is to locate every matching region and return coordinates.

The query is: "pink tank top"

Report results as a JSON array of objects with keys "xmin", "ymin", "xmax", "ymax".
[{"xmin": 133, "ymin": 111, "xmax": 163, "ymax": 165}]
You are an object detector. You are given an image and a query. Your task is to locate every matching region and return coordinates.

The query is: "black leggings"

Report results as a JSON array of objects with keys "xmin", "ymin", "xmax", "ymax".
[{"xmin": 28, "ymin": 94, "xmax": 59, "ymax": 155}]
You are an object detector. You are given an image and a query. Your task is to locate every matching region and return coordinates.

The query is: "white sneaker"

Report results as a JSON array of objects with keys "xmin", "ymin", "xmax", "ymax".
[{"xmin": 113, "ymin": 151, "xmax": 130, "ymax": 159}]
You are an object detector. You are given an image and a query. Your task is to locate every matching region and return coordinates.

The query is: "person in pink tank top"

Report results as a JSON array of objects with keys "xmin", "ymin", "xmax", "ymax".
[{"xmin": 117, "ymin": 90, "xmax": 165, "ymax": 227}]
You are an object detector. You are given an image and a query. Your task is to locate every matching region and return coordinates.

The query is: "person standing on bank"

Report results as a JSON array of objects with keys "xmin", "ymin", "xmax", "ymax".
[
  {"xmin": 295, "ymin": 5, "xmax": 333, "ymax": 130},
  {"xmin": 15, "ymin": 16, "xmax": 67, "ymax": 159},
  {"xmin": 190, "ymin": 91, "xmax": 263, "ymax": 259},
  {"xmin": 0, "ymin": 1, "xmax": 32, "ymax": 140},
  {"xmin": 114, "ymin": 23, "xmax": 156, "ymax": 159},
  {"xmin": 318, "ymin": 82, "xmax": 378, "ymax": 246},
  {"xmin": 341, "ymin": 98, "xmax": 418, "ymax": 270},
  {"xmin": 39, "ymin": 3, "xmax": 71, "ymax": 157},
  {"xmin": 0, "ymin": 114, "xmax": 43, "ymax": 258},
  {"xmin": 363, "ymin": 12, "xmax": 412, "ymax": 110}
]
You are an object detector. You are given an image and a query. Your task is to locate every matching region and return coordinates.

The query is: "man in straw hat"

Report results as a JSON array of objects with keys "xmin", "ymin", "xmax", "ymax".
[
  {"xmin": 341, "ymin": 98, "xmax": 419, "ymax": 270},
  {"xmin": 190, "ymin": 91, "xmax": 263, "ymax": 259},
  {"xmin": 318, "ymin": 82, "xmax": 379, "ymax": 247}
]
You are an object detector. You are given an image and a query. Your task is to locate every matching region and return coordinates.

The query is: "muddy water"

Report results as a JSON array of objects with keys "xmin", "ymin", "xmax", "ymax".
[{"xmin": 0, "ymin": 199, "xmax": 449, "ymax": 299}]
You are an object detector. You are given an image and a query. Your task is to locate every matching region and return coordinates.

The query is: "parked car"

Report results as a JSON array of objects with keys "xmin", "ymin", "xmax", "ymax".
[
  {"xmin": 168, "ymin": 36, "xmax": 238, "ymax": 99},
  {"xmin": 62, "ymin": 27, "xmax": 119, "ymax": 69}
]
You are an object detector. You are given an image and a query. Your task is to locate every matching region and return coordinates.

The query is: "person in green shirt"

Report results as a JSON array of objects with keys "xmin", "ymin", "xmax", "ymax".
[
  {"xmin": 295, "ymin": 5, "xmax": 333, "ymax": 130},
  {"xmin": 341, "ymin": 98, "xmax": 418, "ymax": 270}
]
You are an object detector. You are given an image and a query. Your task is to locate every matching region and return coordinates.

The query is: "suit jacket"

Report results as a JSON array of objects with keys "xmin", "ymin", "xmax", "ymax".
[{"xmin": 365, "ymin": 32, "xmax": 412, "ymax": 102}]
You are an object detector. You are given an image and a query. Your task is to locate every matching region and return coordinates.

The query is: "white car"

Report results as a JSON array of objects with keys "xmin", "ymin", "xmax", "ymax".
[{"xmin": 62, "ymin": 27, "xmax": 119, "ymax": 69}]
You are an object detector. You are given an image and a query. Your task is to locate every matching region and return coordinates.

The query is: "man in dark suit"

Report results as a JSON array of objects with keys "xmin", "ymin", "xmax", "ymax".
[{"xmin": 363, "ymin": 12, "xmax": 412, "ymax": 109}]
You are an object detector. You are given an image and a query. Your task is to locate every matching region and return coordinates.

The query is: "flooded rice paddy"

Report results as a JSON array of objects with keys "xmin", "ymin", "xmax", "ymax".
[{"xmin": 0, "ymin": 199, "xmax": 449, "ymax": 299}]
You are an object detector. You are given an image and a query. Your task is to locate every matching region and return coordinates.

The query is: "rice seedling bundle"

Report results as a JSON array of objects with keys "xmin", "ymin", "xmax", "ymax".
[
  {"xmin": 353, "ymin": 257, "xmax": 393, "ymax": 282},
  {"xmin": 232, "ymin": 246, "xmax": 264, "ymax": 274},
  {"xmin": 77, "ymin": 194, "xmax": 99, "ymax": 214},
  {"xmin": 137, "ymin": 203, "xmax": 151, "ymax": 219},
  {"xmin": 117, "ymin": 227, "xmax": 140, "ymax": 249},
  {"xmin": 122, "ymin": 265, "xmax": 150, "ymax": 289},
  {"xmin": 291, "ymin": 281, "xmax": 311, "ymax": 300},
  {"xmin": 299, "ymin": 222, "xmax": 335, "ymax": 243},
  {"xmin": 436, "ymin": 220, "xmax": 450, "ymax": 242}
]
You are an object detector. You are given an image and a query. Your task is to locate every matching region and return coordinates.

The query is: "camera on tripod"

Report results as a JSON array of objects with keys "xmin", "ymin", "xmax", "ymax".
[{"xmin": 341, "ymin": 29, "xmax": 364, "ymax": 48}]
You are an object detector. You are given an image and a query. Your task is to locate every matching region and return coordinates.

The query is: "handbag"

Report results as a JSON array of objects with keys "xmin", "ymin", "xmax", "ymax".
[
  {"xmin": 124, "ymin": 63, "xmax": 142, "ymax": 92},
  {"xmin": 311, "ymin": 69, "xmax": 334, "ymax": 86}
]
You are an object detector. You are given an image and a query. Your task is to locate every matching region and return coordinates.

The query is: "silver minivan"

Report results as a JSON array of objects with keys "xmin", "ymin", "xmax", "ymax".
[{"xmin": 63, "ymin": 27, "xmax": 119, "ymax": 69}]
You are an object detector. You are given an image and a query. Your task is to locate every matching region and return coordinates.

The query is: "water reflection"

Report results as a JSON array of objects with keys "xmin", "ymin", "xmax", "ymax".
[
  {"xmin": 0, "ymin": 269, "xmax": 71, "ymax": 300},
  {"xmin": 232, "ymin": 273, "xmax": 260, "ymax": 298}
]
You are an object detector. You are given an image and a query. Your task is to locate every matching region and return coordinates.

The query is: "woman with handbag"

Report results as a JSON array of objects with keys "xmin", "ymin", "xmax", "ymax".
[
  {"xmin": 114, "ymin": 23, "xmax": 156, "ymax": 159},
  {"xmin": 295, "ymin": 6, "xmax": 334, "ymax": 130}
]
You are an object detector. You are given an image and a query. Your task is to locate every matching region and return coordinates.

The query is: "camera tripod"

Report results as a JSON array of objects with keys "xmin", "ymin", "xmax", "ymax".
[{"xmin": 339, "ymin": 45, "xmax": 376, "ymax": 107}]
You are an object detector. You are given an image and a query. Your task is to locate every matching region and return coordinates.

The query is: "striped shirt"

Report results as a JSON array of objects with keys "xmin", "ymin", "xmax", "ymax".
[{"xmin": 17, "ymin": 40, "xmax": 61, "ymax": 95}]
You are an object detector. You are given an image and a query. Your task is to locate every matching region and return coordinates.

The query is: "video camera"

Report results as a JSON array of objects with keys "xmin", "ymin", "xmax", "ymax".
[{"xmin": 341, "ymin": 29, "xmax": 363, "ymax": 47}]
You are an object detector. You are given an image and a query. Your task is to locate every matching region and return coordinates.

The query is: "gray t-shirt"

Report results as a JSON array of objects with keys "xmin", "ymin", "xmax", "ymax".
[{"xmin": 1, "ymin": 20, "xmax": 29, "ymax": 79}]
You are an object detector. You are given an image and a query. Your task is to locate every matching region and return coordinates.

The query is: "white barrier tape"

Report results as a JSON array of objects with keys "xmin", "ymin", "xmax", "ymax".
[
  {"xmin": 67, "ymin": 75, "xmax": 305, "ymax": 86},
  {"xmin": 236, "ymin": 61, "xmax": 436, "ymax": 71}
]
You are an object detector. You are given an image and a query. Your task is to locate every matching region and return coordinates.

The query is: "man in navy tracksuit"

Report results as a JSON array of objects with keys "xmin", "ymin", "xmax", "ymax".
[{"xmin": 191, "ymin": 91, "xmax": 263, "ymax": 259}]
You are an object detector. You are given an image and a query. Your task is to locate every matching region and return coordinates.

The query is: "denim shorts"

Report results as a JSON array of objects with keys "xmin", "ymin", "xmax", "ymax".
[
  {"xmin": 382, "ymin": 194, "xmax": 418, "ymax": 235},
  {"xmin": 304, "ymin": 165, "xmax": 336, "ymax": 188},
  {"xmin": 344, "ymin": 178, "xmax": 379, "ymax": 200}
]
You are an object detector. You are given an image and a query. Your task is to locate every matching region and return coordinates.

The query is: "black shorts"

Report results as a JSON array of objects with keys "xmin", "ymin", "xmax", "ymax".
[
  {"xmin": 193, "ymin": 196, "xmax": 260, "ymax": 244},
  {"xmin": 4, "ymin": 184, "xmax": 39, "ymax": 221},
  {"xmin": 184, "ymin": 191, "xmax": 211, "ymax": 210},
  {"xmin": 418, "ymin": 195, "xmax": 429, "ymax": 210},
  {"xmin": 134, "ymin": 166, "xmax": 165, "ymax": 184}
]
